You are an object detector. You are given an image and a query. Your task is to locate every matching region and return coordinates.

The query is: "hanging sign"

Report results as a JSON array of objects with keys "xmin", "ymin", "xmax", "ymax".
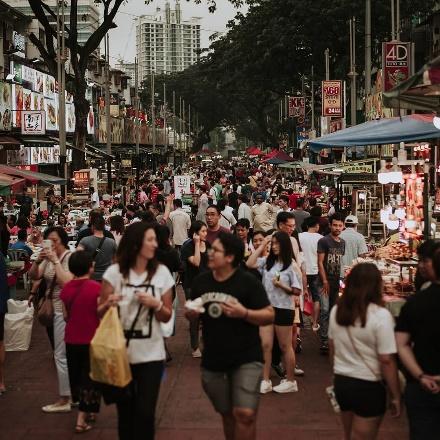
[
  {"xmin": 173, "ymin": 175, "xmax": 191, "ymax": 200},
  {"xmin": 382, "ymin": 42, "xmax": 411, "ymax": 92},
  {"xmin": 21, "ymin": 110, "xmax": 45, "ymax": 135},
  {"xmin": 322, "ymin": 80, "xmax": 344, "ymax": 117},
  {"xmin": 288, "ymin": 96, "xmax": 305, "ymax": 124}
]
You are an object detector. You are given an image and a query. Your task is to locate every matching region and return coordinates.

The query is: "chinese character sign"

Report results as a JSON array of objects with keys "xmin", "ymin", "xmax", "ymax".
[
  {"xmin": 322, "ymin": 80, "xmax": 344, "ymax": 117},
  {"xmin": 382, "ymin": 42, "xmax": 410, "ymax": 92},
  {"xmin": 173, "ymin": 175, "xmax": 191, "ymax": 200},
  {"xmin": 21, "ymin": 110, "xmax": 45, "ymax": 135},
  {"xmin": 288, "ymin": 97, "xmax": 305, "ymax": 124}
]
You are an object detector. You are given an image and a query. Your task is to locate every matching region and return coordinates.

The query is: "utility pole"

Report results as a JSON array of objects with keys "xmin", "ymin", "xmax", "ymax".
[
  {"xmin": 182, "ymin": 99, "xmax": 186, "ymax": 152},
  {"xmin": 163, "ymin": 82, "xmax": 167, "ymax": 151},
  {"xmin": 325, "ymin": 48, "xmax": 330, "ymax": 80},
  {"xmin": 134, "ymin": 56, "xmax": 140, "ymax": 185},
  {"xmin": 188, "ymin": 103, "xmax": 191, "ymax": 152},
  {"xmin": 104, "ymin": 33, "xmax": 112, "ymax": 191},
  {"xmin": 396, "ymin": 0, "xmax": 400, "ymax": 40},
  {"xmin": 179, "ymin": 96, "xmax": 182, "ymax": 150},
  {"xmin": 311, "ymin": 65, "xmax": 315, "ymax": 131},
  {"xmin": 151, "ymin": 71, "xmax": 156, "ymax": 152},
  {"xmin": 365, "ymin": 0, "xmax": 372, "ymax": 96},
  {"xmin": 348, "ymin": 17, "xmax": 357, "ymax": 126},
  {"xmin": 57, "ymin": 0, "xmax": 66, "ymax": 197},
  {"xmin": 172, "ymin": 91, "xmax": 176, "ymax": 163},
  {"xmin": 391, "ymin": 0, "xmax": 395, "ymax": 40}
]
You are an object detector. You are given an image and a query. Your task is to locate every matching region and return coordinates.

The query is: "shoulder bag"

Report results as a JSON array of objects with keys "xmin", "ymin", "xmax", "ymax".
[
  {"xmin": 92, "ymin": 236, "xmax": 106, "ymax": 261},
  {"xmin": 37, "ymin": 252, "xmax": 69, "ymax": 327}
]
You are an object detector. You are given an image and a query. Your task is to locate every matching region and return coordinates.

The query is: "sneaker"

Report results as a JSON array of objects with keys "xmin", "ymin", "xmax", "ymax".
[
  {"xmin": 192, "ymin": 348, "xmax": 202, "ymax": 358},
  {"xmin": 42, "ymin": 402, "xmax": 71, "ymax": 413},
  {"xmin": 294, "ymin": 365, "xmax": 305, "ymax": 376},
  {"xmin": 320, "ymin": 343, "xmax": 329, "ymax": 355},
  {"xmin": 259, "ymin": 379, "xmax": 273, "ymax": 394},
  {"xmin": 272, "ymin": 363, "xmax": 286, "ymax": 378},
  {"xmin": 326, "ymin": 386, "xmax": 341, "ymax": 413},
  {"xmin": 273, "ymin": 379, "xmax": 298, "ymax": 393}
]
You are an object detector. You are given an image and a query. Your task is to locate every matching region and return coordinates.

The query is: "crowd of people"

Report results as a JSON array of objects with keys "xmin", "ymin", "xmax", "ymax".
[{"xmin": 0, "ymin": 159, "xmax": 438, "ymax": 440}]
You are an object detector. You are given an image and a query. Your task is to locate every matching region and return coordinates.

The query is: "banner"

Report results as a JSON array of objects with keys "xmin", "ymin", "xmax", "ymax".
[
  {"xmin": 21, "ymin": 110, "xmax": 45, "ymax": 135},
  {"xmin": 288, "ymin": 96, "xmax": 305, "ymax": 124},
  {"xmin": 382, "ymin": 42, "xmax": 411, "ymax": 92},
  {"xmin": 342, "ymin": 164, "xmax": 373, "ymax": 173},
  {"xmin": 0, "ymin": 82, "xmax": 12, "ymax": 131},
  {"xmin": 322, "ymin": 80, "xmax": 344, "ymax": 117},
  {"xmin": 173, "ymin": 175, "xmax": 191, "ymax": 199}
]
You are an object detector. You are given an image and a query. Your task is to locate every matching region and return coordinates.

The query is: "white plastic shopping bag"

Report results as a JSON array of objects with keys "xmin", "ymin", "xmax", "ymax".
[{"xmin": 5, "ymin": 300, "xmax": 34, "ymax": 352}]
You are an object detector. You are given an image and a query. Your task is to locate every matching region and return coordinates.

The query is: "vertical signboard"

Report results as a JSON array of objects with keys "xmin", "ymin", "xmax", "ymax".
[
  {"xmin": 288, "ymin": 96, "xmax": 305, "ymax": 124},
  {"xmin": 322, "ymin": 80, "xmax": 344, "ymax": 117},
  {"xmin": 173, "ymin": 175, "xmax": 191, "ymax": 199},
  {"xmin": 382, "ymin": 42, "xmax": 410, "ymax": 92}
]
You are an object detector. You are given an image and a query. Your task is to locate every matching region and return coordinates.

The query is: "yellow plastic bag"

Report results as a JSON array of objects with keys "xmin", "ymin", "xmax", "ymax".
[{"xmin": 90, "ymin": 306, "xmax": 132, "ymax": 387}]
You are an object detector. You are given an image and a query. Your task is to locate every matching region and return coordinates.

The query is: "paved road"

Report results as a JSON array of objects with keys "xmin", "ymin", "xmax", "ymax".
[{"xmin": 1, "ymin": 288, "xmax": 408, "ymax": 440}]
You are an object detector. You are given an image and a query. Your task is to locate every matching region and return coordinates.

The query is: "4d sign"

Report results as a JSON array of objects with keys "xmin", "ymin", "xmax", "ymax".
[{"xmin": 382, "ymin": 42, "xmax": 411, "ymax": 92}]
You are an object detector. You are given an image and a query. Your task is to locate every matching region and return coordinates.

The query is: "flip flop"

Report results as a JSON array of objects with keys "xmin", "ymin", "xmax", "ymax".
[
  {"xmin": 75, "ymin": 424, "xmax": 93, "ymax": 434},
  {"xmin": 86, "ymin": 414, "xmax": 96, "ymax": 424}
]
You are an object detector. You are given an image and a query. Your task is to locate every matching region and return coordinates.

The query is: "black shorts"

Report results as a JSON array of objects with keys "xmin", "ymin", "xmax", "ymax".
[
  {"xmin": 273, "ymin": 307, "xmax": 294, "ymax": 326},
  {"xmin": 334, "ymin": 374, "xmax": 386, "ymax": 418},
  {"xmin": 0, "ymin": 313, "xmax": 4, "ymax": 341}
]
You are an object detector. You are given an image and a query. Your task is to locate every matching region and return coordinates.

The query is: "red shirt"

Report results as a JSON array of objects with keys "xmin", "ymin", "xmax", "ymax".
[
  {"xmin": 60, "ymin": 279, "xmax": 100, "ymax": 344},
  {"xmin": 288, "ymin": 193, "xmax": 300, "ymax": 210}
]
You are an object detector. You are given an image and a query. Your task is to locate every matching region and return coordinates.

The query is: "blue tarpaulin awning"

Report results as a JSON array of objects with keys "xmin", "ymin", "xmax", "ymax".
[{"xmin": 308, "ymin": 114, "xmax": 440, "ymax": 151}]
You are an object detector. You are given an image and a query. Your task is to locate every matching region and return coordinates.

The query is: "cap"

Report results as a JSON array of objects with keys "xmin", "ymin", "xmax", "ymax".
[{"xmin": 345, "ymin": 215, "xmax": 359, "ymax": 225}]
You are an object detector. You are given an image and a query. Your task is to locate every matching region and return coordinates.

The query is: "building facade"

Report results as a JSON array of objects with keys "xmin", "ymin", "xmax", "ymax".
[{"xmin": 136, "ymin": 1, "xmax": 201, "ymax": 79}]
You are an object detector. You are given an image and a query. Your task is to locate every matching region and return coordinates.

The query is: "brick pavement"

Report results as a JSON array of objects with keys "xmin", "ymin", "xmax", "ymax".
[{"xmin": 1, "ymin": 288, "xmax": 409, "ymax": 440}]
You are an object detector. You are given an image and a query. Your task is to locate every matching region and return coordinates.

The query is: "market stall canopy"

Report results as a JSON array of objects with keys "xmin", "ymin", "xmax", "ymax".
[
  {"xmin": 262, "ymin": 149, "xmax": 279, "ymax": 160},
  {"xmin": 264, "ymin": 150, "xmax": 294, "ymax": 164},
  {"xmin": 0, "ymin": 164, "xmax": 66, "ymax": 185},
  {"xmin": 383, "ymin": 55, "xmax": 440, "ymax": 112},
  {"xmin": 246, "ymin": 146, "xmax": 264, "ymax": 155},
  {"xmin": 308, "ymin": 114, "xmax": 440, "ymax": 151},
  {"xmin": 0, "ymin": 173, "xmax": 26, "ymax": 192},
  {"xmin": 0, "ymin": 136, "xmax": 21, "ymax": 150}
]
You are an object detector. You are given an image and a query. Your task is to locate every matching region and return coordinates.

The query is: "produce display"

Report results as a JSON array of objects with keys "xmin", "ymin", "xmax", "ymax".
[{"xmin": 375, "ymin": 242, "xmax": 412, "ymax": 260}]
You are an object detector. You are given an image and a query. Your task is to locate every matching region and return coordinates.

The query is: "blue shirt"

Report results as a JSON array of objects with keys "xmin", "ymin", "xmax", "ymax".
[{"xmin": 10, "ymin": 241, "xmax": 33, "ymax": 257}]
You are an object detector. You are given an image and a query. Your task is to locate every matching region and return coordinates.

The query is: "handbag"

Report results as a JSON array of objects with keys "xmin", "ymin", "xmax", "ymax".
[{"xmin": 36, "ymin": 253, "xmax": 69, "ymax": 327}]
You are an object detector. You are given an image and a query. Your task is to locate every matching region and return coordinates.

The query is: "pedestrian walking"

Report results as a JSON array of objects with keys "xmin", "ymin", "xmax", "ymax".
[
  {"xmin": 340, "ymin": 215, "xmax": 368, "ymax": 277},
  {"xmin": 395, "ymin": 241, "xmax": 440, "ymax": 440},
  {"xmin": 169, "ymin": 198, "xmax": 191, "ymax": 250},
  {"xmin": 329, "ymin": 263, "xmax": 401, "ymax": 440},
  {"xmin": 205, "ymin": 205, "xmax": 231, "ymax": 245},
  {"xmin": 60, "ymin": 251, "xmax": 101, "ymax": 433},
  {"xmin": 98, "ymin": 222, "xmax": 174, "ymax": 440},
  {"xmin": 186, "ymin": 232, "xmax": 273, "ymax": 440},
  {"xmin": 29, "ymin": 226, "xmax": 73, "ymax": 412}
]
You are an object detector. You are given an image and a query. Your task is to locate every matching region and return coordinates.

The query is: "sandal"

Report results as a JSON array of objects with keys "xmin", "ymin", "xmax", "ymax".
[
  {"xmin": 75, "ymin": 424, "xmax": 92, "ymax": 434},
  {"xmin": 86, "ymin": 414, "xmax": 96, "ymax": 424}
]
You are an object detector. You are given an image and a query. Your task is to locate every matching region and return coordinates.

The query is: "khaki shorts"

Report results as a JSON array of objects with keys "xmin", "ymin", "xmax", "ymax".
[{"xmin": 201, "ymin": 361, "xmax": 263, "ymax": 414}]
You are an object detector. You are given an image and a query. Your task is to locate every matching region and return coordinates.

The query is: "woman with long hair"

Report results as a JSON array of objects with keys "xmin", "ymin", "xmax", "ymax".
[
  {"xmin": 29, "ymin": 226, "xmax": 73, "ymax": 412},
  {"xmin": 247, "ymin": 231, "xmax": 302, "ymax": 394},
  {"xmin": 329, "ymin": 263, "xmax": 401, "ymax": 440},
  {"xmin": 98, "ymin": 222, "xmax": 174, "ymax": 440},
  {"xmin": 180, "ymin": 220, "xmax": 210, "ymax": 358}
]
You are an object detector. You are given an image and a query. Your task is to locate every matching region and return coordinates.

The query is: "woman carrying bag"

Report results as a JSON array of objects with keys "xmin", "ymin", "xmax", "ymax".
[
  {"xmin": 29, "ymin": 226, "xmax": 73, "ymax": 412},
  {"xmin": 328, "ymin": 263, "xmax": 401, "ymax": 440},
  {"xmin": 98, "ymin": 222, "xmax": 174, "ymax": 440}
]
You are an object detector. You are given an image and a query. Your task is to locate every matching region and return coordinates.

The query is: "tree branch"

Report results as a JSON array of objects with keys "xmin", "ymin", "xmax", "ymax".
[
  {"xmin": 28, "ymin": 33, "xmax": 57, "ymax": 76},
  {"xmin": 40, "ymin": 1, "xmax": 71, "ymax": 36},
  {"xmin": 28, "ymin": 0, "xmax": 57, "ymax": 39}
]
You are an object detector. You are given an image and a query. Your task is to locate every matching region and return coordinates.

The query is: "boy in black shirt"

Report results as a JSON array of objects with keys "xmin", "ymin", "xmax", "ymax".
[{"xmin": 186, "ymin": 233, "xmax": 273, "ymax": 440}]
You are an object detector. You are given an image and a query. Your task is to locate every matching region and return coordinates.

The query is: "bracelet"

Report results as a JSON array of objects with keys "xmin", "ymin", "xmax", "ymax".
[{"xmin": 155, "ymin": 300, "xmax": 163, "ymax": 312}]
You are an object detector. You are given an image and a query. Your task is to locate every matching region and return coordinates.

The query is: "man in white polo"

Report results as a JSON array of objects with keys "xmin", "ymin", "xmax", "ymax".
[{"xmin": 340, "ymin": 215, "xmax": 368, "ymax": 277}]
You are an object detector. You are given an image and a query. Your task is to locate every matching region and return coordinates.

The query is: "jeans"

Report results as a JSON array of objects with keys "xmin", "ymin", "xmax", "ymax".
[
  {"xmin": 53, "ymin": 312, "xmax": 71, "ymax": 397},
  {"xmin": 66, "ymin": 343, "xmax": 101, "ymax": 413},
  {"xmin": 405, "ymin": 381, "xmax": 440, "ymax": 440},
  {"xmin": 319, "ymin": 283, "xmax": 339, "ymax": 346},
  {"xmin": 116, "ymin": 361, "xmax": 164, "ymax": 440},
  {"xmin": 184, "ymin": 288, "xmax": 200, "ymax": 350},
  {"xmin": 307, "ymin": 274, "xmax": 321, "ymax": 303}
]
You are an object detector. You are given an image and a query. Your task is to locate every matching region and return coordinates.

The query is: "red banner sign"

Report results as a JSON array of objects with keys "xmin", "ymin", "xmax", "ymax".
[
  {"xmin": 382, "ymin": 41, "xmax": 411, "ymax": 92},
  {"xmin": 322, "ymin": 80, "xmax": 343, "ymax": 117}
]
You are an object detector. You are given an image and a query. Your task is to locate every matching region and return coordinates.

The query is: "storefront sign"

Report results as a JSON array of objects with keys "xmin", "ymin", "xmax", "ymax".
[
  {"xmin": 288, "ymin": 97, "xmax": 305, "ymax": 124},
  {"xmin": 73, "ymin": 170, "xmax": 90, "ymax": 188},
  {"xmin": 121, "ymin": 159, "xmax": 132, "ymax": 167},
  {"xmin": 330, "ymin": 118, "xmax": 345, "ymax": 133},
  {"xmin": 0, "ymin": 82, "xmax": 12, "ymax": 131},
  {"xmin": 322, "ymin": 80, "xmax": 344, "ymax": 117},
  {"xmin": 343, "ymin": 164, "xmax": 373, "ymax": 173},
  {"xmin": 173, "ymin": 175, "xmax": 191, "ymax": 199},
  {"xmin": 21, "ymin": 110, "xmax": 45, "ymax": 135},
  {"xmin": 382, "ymin": 42, "xmax": 411, "ymax": 92},
  {"xmin": 17, "ymin": 164, "xmax": 38, "ymax": 172}
]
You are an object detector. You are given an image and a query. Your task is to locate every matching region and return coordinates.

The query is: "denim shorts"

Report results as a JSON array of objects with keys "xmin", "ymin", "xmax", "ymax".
[
  {"xmin": 201, "ymin": 361, "xmax": 263, "ymax": 414},
  {"xmin": 307, "ymin": 274, "xmax": 321, "ymax": 303}
]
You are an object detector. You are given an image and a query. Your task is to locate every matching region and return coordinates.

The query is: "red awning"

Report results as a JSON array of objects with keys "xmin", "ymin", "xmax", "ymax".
[
  {"xmin": 262, "ymin": 149, "xmax": 279, "ymax": 160},
  {"xmin": 246, "ymin": 146, "xmax": 264, "ymax": 155}
]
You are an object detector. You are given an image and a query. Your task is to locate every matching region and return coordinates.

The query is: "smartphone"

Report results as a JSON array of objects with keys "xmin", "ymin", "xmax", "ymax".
[{"xmin": 43, "ymin": 239, "xmax": 52, "ymax": 250}]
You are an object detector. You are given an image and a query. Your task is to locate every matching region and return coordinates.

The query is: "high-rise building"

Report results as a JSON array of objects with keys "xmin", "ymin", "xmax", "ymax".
[{"xmin": 136, "ymin": 1, "xmax": 201, "ymax": 79}]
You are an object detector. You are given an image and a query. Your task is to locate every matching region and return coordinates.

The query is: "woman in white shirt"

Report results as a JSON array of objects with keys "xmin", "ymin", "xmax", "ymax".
[
  {"xmin": 328, "ymin": 263, "xmax": 401, "ymax": 440},
  {"xmin": 99, "ymin": 222, "xmax": 174, "ymax": 440}
]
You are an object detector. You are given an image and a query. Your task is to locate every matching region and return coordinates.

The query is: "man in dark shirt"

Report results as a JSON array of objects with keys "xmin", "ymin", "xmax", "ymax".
[
  {"xmin": 205, "ymin": 205, "xmax": 230, "ymax": 245},
  {"xmin": 75, "ymin": 209, "xmax": 113, "ymax": 246},
  {"xmin": 317, "ymin": 213, "xmax": 345, "ymax": 353},
  {"xmin": 395, "ymin": 245, "xmax": 440, "ymax": 440},
  {"xmin": 186, "ymin": 233, "xmax": 273, "ymax": 440}
]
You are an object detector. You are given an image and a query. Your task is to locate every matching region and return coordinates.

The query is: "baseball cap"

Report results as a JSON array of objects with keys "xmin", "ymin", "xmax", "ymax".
[{"xmin": 345, "ymin": 215, "xmax": 359, "ymax": 225}]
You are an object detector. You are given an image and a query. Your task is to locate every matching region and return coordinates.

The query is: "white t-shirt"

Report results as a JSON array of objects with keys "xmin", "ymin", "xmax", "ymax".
[
  {"xmin": 103, "ymin": 263, "xmax": 175, "ymax": 364},
  {"xmin": 91, "ymin": 191, "xmax": 99, "ymax": 209},
  {"xmin": 298, "ymin": 232, "xmax": 321, "ymax": 275},
  {"xmin": 219, "ymin": 209, "xmax": 237, "ymax": 229},
  {"xmin": 328, "ymin": 304, "xmax": 397, "ymax": 381},
  {"xmin": 209, "ymin": 187, "xmax": 217, "ymax": 204}
]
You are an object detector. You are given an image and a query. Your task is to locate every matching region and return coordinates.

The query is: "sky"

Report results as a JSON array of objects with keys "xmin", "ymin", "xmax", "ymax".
[{"xmin": 107, "ymin": 0, "xmax": 245, "ymax": 65}]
